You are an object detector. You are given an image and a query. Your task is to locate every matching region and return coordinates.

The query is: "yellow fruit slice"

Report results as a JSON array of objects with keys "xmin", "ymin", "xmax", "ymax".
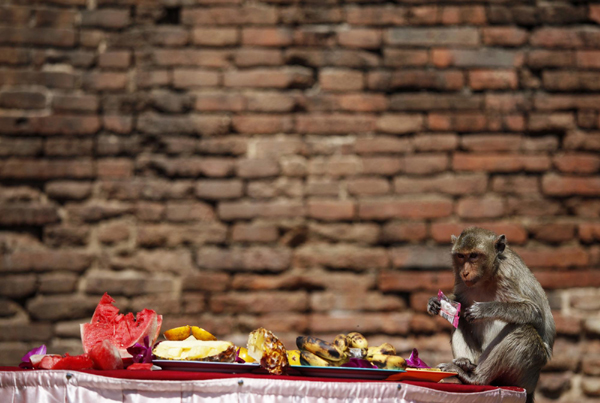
[
  {"xmin": 237, "ymin": 347, "xmax": 256, "ymax": 363},
  {"xmin": 191, "ymin": 326, "xmax": 217, "ymax": 341},
  {"xmin": 286, "ymin": 350, "xmax": 301, "ymax": 366},
  {"xmin": 164, "ymin": 325, "xmax": 192, "ymax": 341}
]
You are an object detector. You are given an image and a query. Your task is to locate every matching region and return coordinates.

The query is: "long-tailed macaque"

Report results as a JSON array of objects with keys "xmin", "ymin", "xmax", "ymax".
[{"xmin": 427, "ymin": 227, "xmax": 555, "ymax": 403}]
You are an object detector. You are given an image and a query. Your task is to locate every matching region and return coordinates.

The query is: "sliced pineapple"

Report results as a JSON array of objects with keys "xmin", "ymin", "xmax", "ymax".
[{"xmin": 153, "ymin": 336, "xmax": 235, "ymax": 362}]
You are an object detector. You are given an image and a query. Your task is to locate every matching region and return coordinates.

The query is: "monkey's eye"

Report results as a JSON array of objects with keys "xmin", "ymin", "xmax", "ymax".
[
  {"xmin": 456, "ymin": 253, "xmax": 465, "ymax": 259},
  {"xmin": 469, "ymin": 253, "xmax": 478, "ymax": 260}
]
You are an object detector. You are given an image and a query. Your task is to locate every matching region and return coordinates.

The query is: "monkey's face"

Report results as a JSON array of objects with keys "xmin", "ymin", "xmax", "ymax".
[{"xmin": 452, "ymin": 252, "xmax": 486, "ymax": 287}]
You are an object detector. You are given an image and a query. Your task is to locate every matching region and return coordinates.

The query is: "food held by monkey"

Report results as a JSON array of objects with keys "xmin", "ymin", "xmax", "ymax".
[{"xmin": 427, "ymin": 227, "xmax": 555, "ymax": 403}]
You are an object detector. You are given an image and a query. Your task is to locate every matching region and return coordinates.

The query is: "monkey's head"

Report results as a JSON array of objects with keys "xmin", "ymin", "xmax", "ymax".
[{"xmin": 450, "ymin": 227, "xmax": 506, "ymax": 288}]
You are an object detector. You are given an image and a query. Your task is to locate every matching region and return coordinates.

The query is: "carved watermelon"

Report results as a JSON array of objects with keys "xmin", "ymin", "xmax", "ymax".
[{"xmin": 81, "ymin": 293, "xmax": 162, "ymax": 359}]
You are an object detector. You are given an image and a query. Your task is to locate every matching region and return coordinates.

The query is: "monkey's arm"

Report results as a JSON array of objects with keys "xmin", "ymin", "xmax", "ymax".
[{"xmin": 464, "ymin": 300, "xmax": 543, "ymax": 328}]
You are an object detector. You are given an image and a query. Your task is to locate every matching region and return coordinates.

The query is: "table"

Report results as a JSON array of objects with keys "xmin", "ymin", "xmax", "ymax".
[{"xmin": 0, "ymin": 366, "xmax": 526, "ymax": 403}]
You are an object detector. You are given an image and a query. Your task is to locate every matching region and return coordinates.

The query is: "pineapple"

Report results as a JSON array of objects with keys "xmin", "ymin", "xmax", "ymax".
[{"xmin": 153, "ymin": 336, "xmax": 235, "ymax": 361}]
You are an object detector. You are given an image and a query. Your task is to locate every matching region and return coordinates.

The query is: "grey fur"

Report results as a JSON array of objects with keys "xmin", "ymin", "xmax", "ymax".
[{"xmin": 427, "ymin": 227, "xmax": 555, "ymax": 403}]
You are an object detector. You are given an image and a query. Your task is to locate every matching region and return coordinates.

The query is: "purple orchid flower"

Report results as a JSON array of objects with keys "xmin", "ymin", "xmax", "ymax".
[
  {"xmin": 19, "ymin": 345, "xmax": 47, "ymax": 369},
  {"xmin": 406, "ymin": 348, "xmax": 430, "ymax": 369},
  {"xmin": 340, "ymin": 358, "xmax": 377, "ymax": 369},
  {"xmin": 126, "ymin": 336, "xmax": 154, "ymax": 364}
]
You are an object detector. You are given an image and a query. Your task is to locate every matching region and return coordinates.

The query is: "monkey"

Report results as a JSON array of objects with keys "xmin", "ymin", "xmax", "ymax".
[{"xmin": 427, "ymin": 227, "xmax": 555, "ymax": 403}]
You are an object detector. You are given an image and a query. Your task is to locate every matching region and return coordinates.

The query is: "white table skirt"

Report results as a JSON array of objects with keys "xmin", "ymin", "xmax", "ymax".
[{"xmin": 0, "ymin": 370, "xmax": 526, "ymax": 403}]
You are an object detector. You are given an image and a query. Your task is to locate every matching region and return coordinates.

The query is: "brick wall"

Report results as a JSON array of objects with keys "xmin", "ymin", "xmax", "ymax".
[{"xmin": 1, "ymin": 0, "xmax": 600, "ymax": 400}]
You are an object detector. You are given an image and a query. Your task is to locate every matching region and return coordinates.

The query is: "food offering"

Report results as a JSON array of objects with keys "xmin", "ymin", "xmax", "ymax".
[
  {"xmin": 247, "ymin": 327, "xmax": 289, "ymax": 375},
  {"xmin": 295, "ymin": 332, "xmax": 407, "ymax": 370}
]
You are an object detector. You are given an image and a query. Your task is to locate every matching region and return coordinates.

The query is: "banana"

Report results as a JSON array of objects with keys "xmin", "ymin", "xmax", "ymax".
[
  {"xmin": 286, "ymin": 350, "xmax": 301, "ymax": 366},
  {"xmin": 332, "ymin": 334, "xmax": 349, "ymax": 353},
  {"xmin": 300, "ymin": 350, "xmax": 331, "ymax": 367},
  {"xmin": 369, "ymin": 354, "xmax": 407, "ymax": 370},
  {"xmin": 347, "ymin": 332, "xmax": 368, "ymax": 349},
  {"xmin": 367, "ymin": 342, "xmax": 396, "ymax": 358},
  {"xmin": 296, "ymin": 336, "xmax": 344, "ymax": 361}
]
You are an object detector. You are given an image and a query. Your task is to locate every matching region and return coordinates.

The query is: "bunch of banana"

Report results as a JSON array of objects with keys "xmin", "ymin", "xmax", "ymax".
[{"xmin": 293, "ymin": 332, "xmax": 406, "ymax": 370}]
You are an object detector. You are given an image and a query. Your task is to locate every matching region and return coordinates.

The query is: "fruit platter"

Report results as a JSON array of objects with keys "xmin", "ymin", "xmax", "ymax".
[{"xmin": 19, "ymin": 293, "xmax": 457, "ymax": 382}]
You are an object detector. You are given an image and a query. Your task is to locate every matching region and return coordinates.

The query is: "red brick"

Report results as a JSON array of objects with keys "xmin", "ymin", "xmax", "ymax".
[
  {"xmin": 403, "ymin": 154, "xmax": 448, "ymax": 175},
  {"xmin": 336, "ymin": 93, "xmax": 388, "ymax": 112},
  {"xmin": 195, "ymin": 179, "xmax": 243, "ymax": 200},
  {"xmin": 45, "ymin": 138, "xmax": 93, "ymax": 157},
  {"xmin": 242, "ymin": 27, "xmax": 293, "ymax": 47},
  {"xmin": 0, "ymin": 204, "xmax": 59, "ymax": 226},
  {"xmin": 440, "ymin": 6, "xmax": 486, "ymax": 25},
  {"xmin": 52, "ymin": 95, "xmax": 98, "ymax": 112},
  {"xmin": 149, "ymin": 27, "xmax": 189, "ymax": 46},
  {"xmin": 231, "ymin": 223, "xmax": 279, "ymax": 243},
  {"xmin": 83, "ymin": 72, "xmax": 128, "ymax": 91},
  {"xmin": 165, "ymin": 201, "xmax": 215, "ymax": 222},
  {"xmin": 577, "ymin": 51, "xmax": 600, "ymax": 69},
  {"xmin": 307, "ymin": 199, "xmax": 355, "ymax": 221},
  {"xmin": 280, "ymin": 6, "xmax": 343, "ymax": 24},
  {"xmin": 97, "ymin": 223, "xmax": 130, "ymax": 245},
  {"xmin": 195, "ymin": 92, "xmax": 246, "ymax": 112},
  {"xmin": 236, "ymin": 159, "xmax": 279, "ymax": 178},
  {"xmin": 513, "ymin": 247, "xmax": 589, "ymax": 268},
  {"xmin": 247, "ymin": 92, "xmax": 296, "ymax": 112},
  {"xmin": 469, "ymin": 69, "xmax": 518, "ymax": 90},
  {"xmin": 319, "ymin": 68, "xmax": 364, "ymax": 92},
  {"xmin": 81, "ymin": 9, "xmax": 130, "ymax": 29},
  {"xmin": 234, "ymin": 114, "xmax": 293, "ymax": 135},
  {"xmin": 379, "ymin": 270, "xmax": 454, "ymax": 292},
  {"xmin": 234, "ymin": 49, "xmax": 283, "ymax": 67},
  {"xmin": 1, "ymin": 251, "xmax": 92, "ymax": 273},
  {"xmin": 103, "ymin": 115, "xmax": 132, "ymax": 134},
  {"xmin": 224, "ymin": 67, "xmax": 313, "ymax": 88},
  {"xmin": 376, "ymin": 70, "xmax": 464, "ymax": 91},
  {"xmin": 528, "ymin": 113, "xmax": 575, "ymax": 131},
  {"xmin": 429, "ymin": 113, "xmax": 524, "ymax": 132},
  {"xmin": 97, "ymin": 158, "xmax": 133, "ymax": 179},
  {"xmin": 0, "ymin": 138, "xmax": 43, "ymax": 157},
  {"xmin": 433, "ymin": 48, "xmax": 523, "ymax": 68},
  {"xmin": 390, "ymin": 93, "xmax": 481, "ymax": 111},
  {"xmin": 347, "ymin": 177, "xmax": 390, "ymax": 196},
  {"xmin": 394, "ymin": 173, "xmax": 487, "ymax": 195},
  {"xmin": 219, "ymin": 200, "xmax": 304, "ymax": 220},
  {"xmin": 211, "ymin": 291, "xmax": 307, "ymax": 314},
  {"xmin": 358, "ymin": 198, "xmax": 453, "ymax": 220},
  {"xmin": 173, "ymin": 69, "xmax": 220, "ymax": 88},
  {"xmin": 376, "ymin": 114, "xmax": 424, "ymax": 134},
  {"xmin": 456, "ymin": 196, "xmax": 505, "ymax": 219},
  {"xmin": 0, "ymin": 47, "xmax": 30, "ymax": 65},
  {"xmin": 46, "ymin": 181, "xmax": 92, "ymax": 200},
  {"xmin": 136, "ymin": 70, "xmax": 170, "ymax": 88},
  {"xmin": 361, "ymin": 157, "xmax": 403, "ymax": 176},
  {"xmin": 482, "ymin": 27, "xmax": 528, "ymax": 47},
  {"xmin": 492, "ymin": 175, "xmax": 539, "ymax": 194},
  {"xmin": 554, "ymin": 153, "xmax": 600, "ymax": 174},
  {"xmin": 406, "ymin": 6, "xmax": 439, "ymax": 25},
  {"xmin": 193, "ymin": 28, "xmax": 238, "ymax": 46},
  {"xmin": 431, "ymin": 222, "xmax": 528, "ymax": 245},
  {"xmin": 337, "ymin": 28, "xmax": 381, "ymax": 49},
  {"xmin": 461, "ymin": 134, "xmax": 521, "ymax": 152},
  {"xmin": 383, "ymin": 49, "xmax": 428, "ymax": 67},
  {"xmin": 542, "ymin": 174, "xmax": 600, "ymax": 196},
  {"xmin": 580, "ymin": 223, "xmax": 600, "ymax": 243},
  {"xmin": 0, "ymin": 69, "xmax": 77, "ymax": 89},
  {"xmin": 152, "ymin": 49, "xmax": 230, "ymax": 68},
  {"xmin": 381, "ymin": 222, "xmax": 427, "ymax": 243},
  {"xmin": 453, "ymin": 153, "xmax": 551, "ymax": 172},
  {"xmin": 354, "ymin": 135, "xmax": 412, "ymax": 154},
  {"xmin": 543, "ymin": 71, "xmax": 600, "ymax": 91},
  {"xmin": 528, "ymin": 223, "xmax": 576, "ymax": 244},
  {"xmin": 346, "ymin": 5, "xmax": 406, "ymax": 26},
  {"xmin": 0, "ymin": 27, "xmax": 76, "ymax": 47},
  {"xmin": 99, "ymin": 51, "xmax": 131, "ymax": 69},
  {"xmin": 385, "ymin": 27, "xmax": 479, "ymax": 46},
  {"xmin": 0, "ymin": 159, "xmax": 94, "ymax": 179},
  {"xmin": 182, "ymin": 6, "xmax": 277, "ymax": 25},
  {"xmin": 527, "ymin": 50, "xmax": 575, "ymax": 69},
  {"xmin": 530, "ymin": 28, "xmax": 584, "ymax": 48},
  {"xmin": 296, "ymin": 114, "xmax": 375, "ymax": 134},
  {"xmin": 197, "ymin": 246, "xmax": 291, "ymax": 272},
  {"xmin": 294, "ymin": 244, "xmax": 389, "ymax": 271},
  {"xmin": 293, "ymin": 26, "xmax": 336, "ymax": 47},
  {"xmin": 0, "ymin": 90, "xmax": 46, "ymax": 109}
]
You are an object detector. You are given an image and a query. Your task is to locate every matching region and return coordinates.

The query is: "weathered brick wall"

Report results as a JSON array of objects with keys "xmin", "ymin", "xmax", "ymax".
[{"xmin": 1, "ymin": 0, "xmax": 600, "ymax": 400}]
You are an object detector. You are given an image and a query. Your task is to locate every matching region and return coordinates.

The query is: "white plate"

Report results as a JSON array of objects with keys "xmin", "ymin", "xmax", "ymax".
[{"xmin": 290, "ymin": 365, "xmax": 405, "ymax": 380}]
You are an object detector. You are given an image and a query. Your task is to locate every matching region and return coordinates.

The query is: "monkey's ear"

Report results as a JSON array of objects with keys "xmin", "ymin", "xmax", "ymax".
[
  {"xmin": 451, "ymin": 235, "xmax": 458, "ymax": 244},
  {"xmin": 495, "ymin": 234, "xmax": 506, "ymax": 253}
]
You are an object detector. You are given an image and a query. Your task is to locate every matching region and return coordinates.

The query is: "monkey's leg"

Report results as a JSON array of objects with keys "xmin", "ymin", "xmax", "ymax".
[{"xmin": 442, "ymin": 327, "xmax": 479, "ymax": 372}]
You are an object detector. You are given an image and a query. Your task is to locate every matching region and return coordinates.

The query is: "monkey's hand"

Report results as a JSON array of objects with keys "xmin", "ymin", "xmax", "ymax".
[
  {"xmin": 464, "ymin": 302, "xmax": 487, "ymax": 322},
  {"xmin": 452, "ymin": 357, "xmax": 476, "ymax": 373},
  {"xmin": 427, "ymin": 296, "xmax": 441, "ymax": 316}
]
